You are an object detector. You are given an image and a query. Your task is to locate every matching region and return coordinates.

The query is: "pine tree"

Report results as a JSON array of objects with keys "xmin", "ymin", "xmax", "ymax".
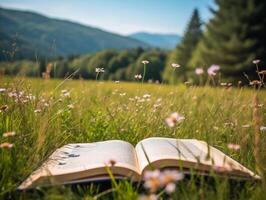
[
  {"xmin": 189, "ymin": 0, "xmax": 266, "ymax": 82},
  {"xmin": 163, "ymin": 9, "xmax": 202, "ymax": 84}
]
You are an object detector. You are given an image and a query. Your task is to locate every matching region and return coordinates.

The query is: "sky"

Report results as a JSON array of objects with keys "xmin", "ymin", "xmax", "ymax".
[{"xmin": 0, "ymin": 0, "xmax": 214, "ymax": 36}]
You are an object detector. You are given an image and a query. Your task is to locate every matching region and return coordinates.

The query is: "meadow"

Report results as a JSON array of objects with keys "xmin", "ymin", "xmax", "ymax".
[{"xmin": 0, "ymin": 76, "xmax": 266, "ymax": 199}]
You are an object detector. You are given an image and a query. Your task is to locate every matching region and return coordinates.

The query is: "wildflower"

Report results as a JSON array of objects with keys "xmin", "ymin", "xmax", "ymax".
[
  {"xmin": 242, "ymin": 124, "xmax": 251, "ymax": 128},
  {"xmin": 156, "ymin": 98, "xmax": 162, "ymax": 102},
  {"xmin": 63, "ymin": 92, "xmax": 70, "ymax": 97},
  {"xmin": 0, "ymin": 105, "xmax": 8, "ymax": 112},
  {"xmin": 143, "ymin": 94, "xmax": 151, "ymax": 98},
  {"xmin": 144, "ymin": 170, "xmax": 161, "ymax": 180},
  {"xmin": 142, "ymin": 60, "xmax": 150, "ymax": 65},
  {"xmin": 0, "ymin": 88, "xmax": 6, "ymax": 93},
  {"xmin": 224, "ymin": 122, "xmax": 234, "ymax": 127},
  {"xmin": 195, "ymin": 68, "xmax": 204, "ymax": 75},
  {"xmin": 260, "ymin": 126, "xmax": 266, "ymax": 131},
  {"xmin": 207, "ymin": 65, "xmax": 220, "ymax": 76},
  {"xmin": 160, "ymin": 170, "xmax": 184, "ymax": 184},
  {"xmin": 95, "ymin": 68, "xmax": 105, "ymax": 73},
  {"xmin": 27, "ymin": 94, "xmax": 36, "ymax": 101},
  {"xmin": 119, "ymin": 93, "xmax": 126, "ymax": 96},
  {"xmin": 227, "ymin": 143, "xmax": 240, "ymax": 151},
  {"xmin": 153, "ymin": 103, "xmax": 161, "ymax": 108},
  {"xmin": 165, "ymin": 183, "xmax": 176, "ymax": 194},
  {"xmin": 67, "ymin": 104, "xmax": 74, "ymax": 109},
  {"xmin": 143, "ymin": 170, "xmax": 162, "ymax": 192},
  {"xmin": 252, "ymin": 59, "xmax": 260, "ymax": 64},
  {"xmin": 249, "ymin": 80, "xmax": 262, "ymax": 86},
  {"xmin": 165, "ymin": 112, "xmax": 185, "ymax": 127},
  {"xmin": 0, "ymin": 142, "xmax": 13, "ymax": 149},
  {"xmin": 171, "ymin": 63, "xmax": 180, "ymax": 68},
  {"xmin": 34, "ymin": 109, "xmax": 41, "ymax": 113},
  {"xmin": 220, "ymin": 82, "xmax": 227, "ymax": 86},
  {"xmin": 134, "ymin": 74, "xmax": 142, "ymax": 80},
  {"xmin": 3, "ymin": 131, "xmax": 15, "ymax": 137},
  {"xmin": 61, "ymin": 90, "xmax": 71, "ymax": 97}
]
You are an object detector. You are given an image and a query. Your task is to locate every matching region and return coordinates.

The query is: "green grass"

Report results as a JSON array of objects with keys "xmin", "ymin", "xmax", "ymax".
[{"xmin": 0, "ymin": 77, "xmax": 266, "ymax": 199}]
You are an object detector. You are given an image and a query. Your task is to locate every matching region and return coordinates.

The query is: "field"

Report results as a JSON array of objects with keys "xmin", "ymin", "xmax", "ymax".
[{"xmin": 0, "ymin": 77, "xmax": 266, "ymax": 199}]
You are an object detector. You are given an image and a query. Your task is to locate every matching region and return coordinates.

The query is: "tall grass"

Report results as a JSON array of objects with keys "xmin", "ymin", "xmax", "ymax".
[{"xmin": 0, "ymin": 77, "xmax": 265, "ymax": 199}]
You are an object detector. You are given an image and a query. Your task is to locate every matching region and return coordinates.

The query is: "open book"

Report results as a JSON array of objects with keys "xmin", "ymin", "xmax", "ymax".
[{"xmin": 18, "ymin": 137, "xmax": 259, "ymax": 189}]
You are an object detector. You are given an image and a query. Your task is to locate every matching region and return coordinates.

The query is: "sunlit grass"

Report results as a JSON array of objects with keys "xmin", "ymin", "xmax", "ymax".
[{"xmin": 0, "ymin": 77, "xmax": 265, "ymax": 199}]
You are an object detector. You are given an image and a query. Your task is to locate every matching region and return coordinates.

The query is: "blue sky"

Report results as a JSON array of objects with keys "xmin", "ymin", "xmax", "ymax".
[{"xmin": 0, "ymin": 0, "xmax": 214, "ymax": 36}]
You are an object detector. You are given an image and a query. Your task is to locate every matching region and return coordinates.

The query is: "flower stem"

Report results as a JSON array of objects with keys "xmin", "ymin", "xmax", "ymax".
[{"xmin": 142, "ymin": 64, "xmax": 146, "ymax": 84}]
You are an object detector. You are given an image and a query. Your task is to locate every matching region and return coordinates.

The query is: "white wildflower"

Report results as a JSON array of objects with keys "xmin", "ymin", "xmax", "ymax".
[
  {"xmin": 171, "ymin": 63, "xmax": 180, "ymax": 68},
  {"xmin": 142, "ymin": 60, "xmax": 150, "ymax": 65},
  {"xmin": 95, "ymin": 68, "xmax": 105, "ymax": 73}
]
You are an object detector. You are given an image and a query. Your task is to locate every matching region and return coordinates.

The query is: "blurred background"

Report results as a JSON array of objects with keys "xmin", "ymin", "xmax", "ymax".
[{"xmin": 0, "ymin": 0, "xmax": 265, "ymax": 84}]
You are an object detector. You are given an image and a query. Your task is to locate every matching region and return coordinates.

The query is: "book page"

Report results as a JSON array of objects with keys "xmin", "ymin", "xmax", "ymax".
[
  {"xmin": 135, "ymin": 137, "xmax": 256, "ymax": 178},
  {"xmin": 135, "ymin": 137, "xmax": 202, "ymax": 172},
  {"xmin": 19, "ymin": 140, "xmax": 140, "ymax": 189},
  {"xmin": 192, "ymin": 140, "xmax": 257, "ymax": 177}
]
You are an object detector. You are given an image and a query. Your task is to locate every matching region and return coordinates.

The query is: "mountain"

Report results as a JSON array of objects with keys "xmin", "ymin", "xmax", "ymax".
[
  {"xmin": 0, "ymin": 7, "xmax": 149, "ymax": 60},
  {"xmin": 129, "ymin": 32, "xmax": 181, "ymax": 49}
]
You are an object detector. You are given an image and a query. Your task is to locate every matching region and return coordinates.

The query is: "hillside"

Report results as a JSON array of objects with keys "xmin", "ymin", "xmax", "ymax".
[
  {"xmin": 0, "ymin": 7, "xmax": 149, "ymax": 60},
  {"xmin": 129, "ymin": 32, "xmax": 181, "ymax": 49}
]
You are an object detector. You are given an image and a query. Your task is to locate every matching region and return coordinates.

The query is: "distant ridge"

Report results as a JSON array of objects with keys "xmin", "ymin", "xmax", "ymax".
[
  {"xmin": 0, "ymin": 7, "xmax": 149, "ymax": 60},
  {"xmin": 129, "ymin": 32, "xmax": 181, "ymax": 49}
]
